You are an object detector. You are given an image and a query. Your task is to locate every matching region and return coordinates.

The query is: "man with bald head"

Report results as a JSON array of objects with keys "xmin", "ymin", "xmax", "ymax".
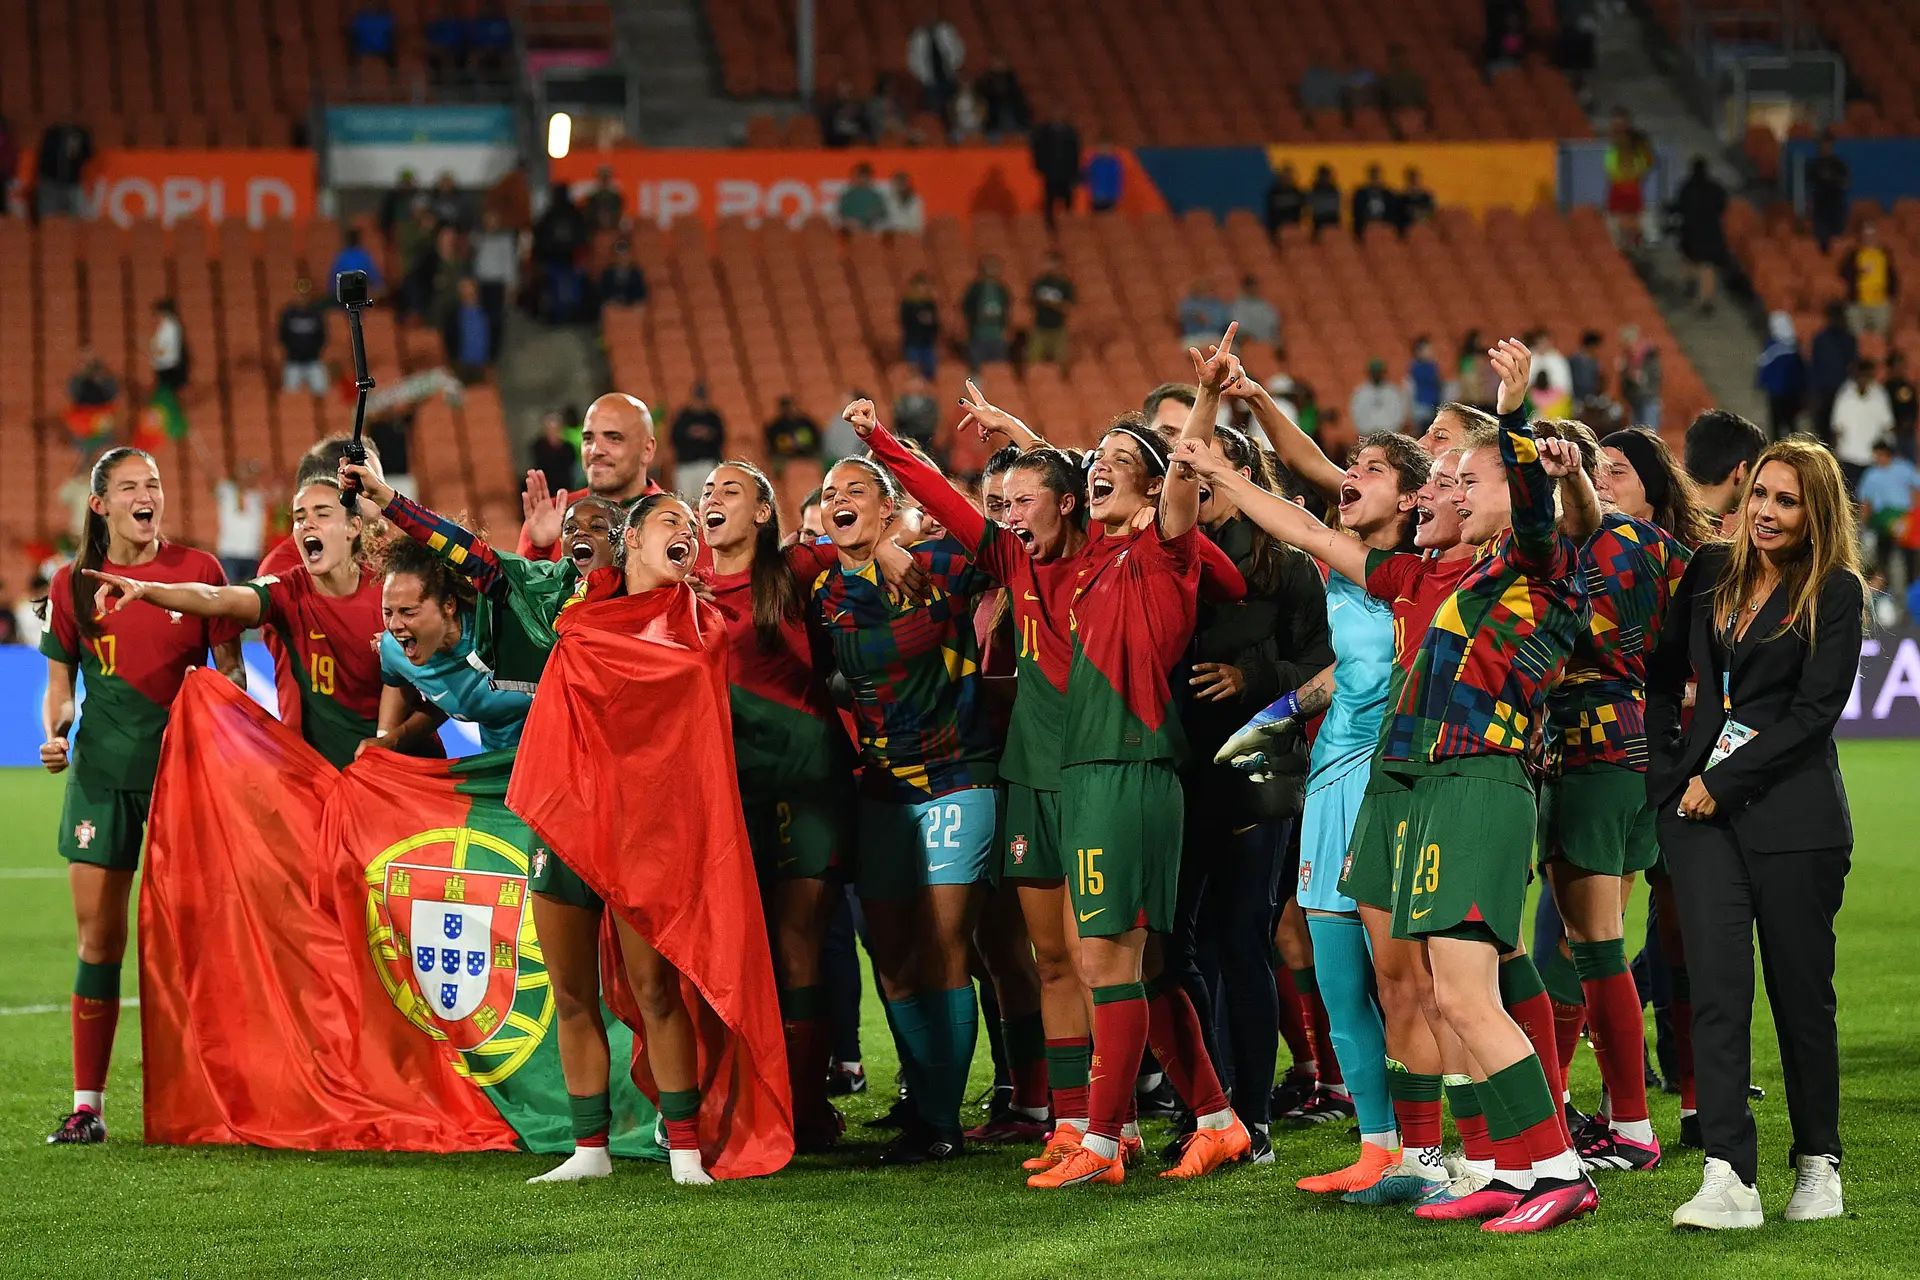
[{"xmin": 517, "ymin": 392, "xmax": 664, "ymax": 559}]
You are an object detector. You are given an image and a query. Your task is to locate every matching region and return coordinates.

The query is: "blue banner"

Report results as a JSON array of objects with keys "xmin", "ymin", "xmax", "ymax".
[
  {"xmin": 324, "ymin": 106, "xmax": 518, "ymax": 147},
  {"xmin": 1784, "ymin": 136, "xmax": 1920, "ymax": 212},
  {"xmin": 0, "ymin": 641, "xmax": 479, "ymax": 766},
  {"xmin": 1133, "ymin": 146, "xmax": 1275, "ymax": 219}
]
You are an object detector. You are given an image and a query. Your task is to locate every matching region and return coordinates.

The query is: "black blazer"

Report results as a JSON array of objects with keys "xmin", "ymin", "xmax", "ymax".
[{"xmin": 1644, "ymin": 542, "xmax": 1864, "ymax": 852}]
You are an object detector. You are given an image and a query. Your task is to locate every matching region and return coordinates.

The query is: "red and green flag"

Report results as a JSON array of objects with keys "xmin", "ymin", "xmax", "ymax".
[{"xmin": 133, "ymin": 386, "xmax": 189, "ymax": 453}]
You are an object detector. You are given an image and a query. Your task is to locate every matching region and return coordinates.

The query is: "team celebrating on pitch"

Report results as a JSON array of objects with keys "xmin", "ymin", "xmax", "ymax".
[{"xmin": 37, "ymin": 326, "xmax": 1865, "ymax": 1232}]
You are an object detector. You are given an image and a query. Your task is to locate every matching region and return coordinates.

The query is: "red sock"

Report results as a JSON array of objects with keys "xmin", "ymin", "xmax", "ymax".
[
  {"xmin": 1505, "ymin": 989, "xmax": 1567, "ymax": 1141},
  {"xmin": 664, "ymin": 1117, "xmax": 700, "ymax": 1151},
  {"xmin": 1273, "ymin": 966, "xmax": 1314, "ymax": 1071},
  {"xmin": 1457, "ymin": 1111, "xmax": 1494, "ymax": 1163},
  {"xmin": 1146, "ymin": 985, "xmax": 1229, "ymax": 1117},
  {"xmin": 1493, "ymin": 1130, "xmax": 1532, "ymax": 1177},
  {"xmin": 1089, "ymin": 989, "xmax": 1149, "ymax": 1141},
  {"xmin": 784, "ymin": 1019, "xmax": 828, "ymax": 1127},
  {"xmin": 1551, "ymin": 1000, "xmax": 1586, "ymax": 1095},
  {"xmin": 1672, "ymin": 999, "xmax": 1696, "ymax": 1110},
  {"xmin": 71, "ymin": 994, "xmax": 119, "ymax": 1098},
  {"xmin": 1304, "ymin": 992, "xmax": 1340, "ymax": 1086},
  {"xmin": 1519, "ymin": 1109, "xmax": 1572, "ymax": 1162},
  {"xmin": 1395, "ymin": 1098, "xmax": 1444, "ymax": 1149},
  {"xmin": 1581, "ymin": 971, "xmax": 1649, "ymax": 1123}
]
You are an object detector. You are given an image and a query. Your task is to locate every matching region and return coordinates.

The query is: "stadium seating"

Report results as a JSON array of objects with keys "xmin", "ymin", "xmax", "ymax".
[
  {"xmin": 1724, "ymin": 195, "xmax": 1918, "ymax": 355},
  {"xmin": 0, "ymin": 215, "xmax": 519, "ymax": 585},
  {"xmin": 590, "ymin": 204, "xmax": 1708, "ymax": 519},
  {"xmin": 725, "ymin": 0, "xmax": 1592, "ymax": 147}
]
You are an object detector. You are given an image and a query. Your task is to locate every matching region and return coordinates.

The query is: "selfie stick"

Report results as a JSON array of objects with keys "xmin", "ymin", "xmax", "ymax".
[{"xmin": 338, "ymin": 270, "xmax": 375, "ymax": 504}]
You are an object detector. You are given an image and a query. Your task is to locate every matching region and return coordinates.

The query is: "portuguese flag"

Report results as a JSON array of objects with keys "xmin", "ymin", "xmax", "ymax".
[{"xmin": 141, "ymin": 670, "xmax": 663, "ymax": 1157}]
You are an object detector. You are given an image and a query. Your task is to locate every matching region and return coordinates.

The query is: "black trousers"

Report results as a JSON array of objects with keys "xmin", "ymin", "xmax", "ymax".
[{"xmin": 1662, "ymin": 815, "xmax": 1849, "ymax": 1185}]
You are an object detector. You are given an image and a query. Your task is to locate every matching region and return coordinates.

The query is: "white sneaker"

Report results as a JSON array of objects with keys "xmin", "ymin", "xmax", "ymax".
[
  {"xmin": 1673, "ymin": 1157, "xmax": 1764, "ymax": 1230},
  {"xmin": 670, "ymin": 1148, "xmax": 714, "ymax": 1186},
  {"xmin": 527, "ymin": 1145, "xmax": 613, "ymax": 1183},
  {"xmin": 1784, "ymin": 1155, "xmax": 1844, "ymax": 1221}
]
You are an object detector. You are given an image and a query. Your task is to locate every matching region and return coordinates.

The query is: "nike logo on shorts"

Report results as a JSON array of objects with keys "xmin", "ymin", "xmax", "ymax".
[
  {"xmin": 1078, "ymin": 909, "xmax": 1104, "ymax": 922},
  {"xmin": 928, "ymin": 860, "xmax": 956, "ymax": 873}
]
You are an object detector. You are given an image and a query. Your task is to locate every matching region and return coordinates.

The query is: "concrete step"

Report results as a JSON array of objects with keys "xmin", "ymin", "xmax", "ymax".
[{"xmin": 1633, "ymin": 241, "xmax": 1768, "ymax": 423}]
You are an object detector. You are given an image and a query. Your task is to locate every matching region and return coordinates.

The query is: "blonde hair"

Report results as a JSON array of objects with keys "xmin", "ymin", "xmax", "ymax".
[{"xmin": 1709, "ymin": 436, "xmax": 1868, "ymax": 647}]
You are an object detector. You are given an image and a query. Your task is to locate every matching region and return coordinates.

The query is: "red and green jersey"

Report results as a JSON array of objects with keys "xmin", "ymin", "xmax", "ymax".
[
  {"xmin": 1365, "ymin": 550, "xmax": 1479, "ymax": 671},
  {"xmin": 256, "ymin": 536, "xmax": 309, "ymax": 728},
  {"xmin": 704, "ymin": 540, "xmax": 853, "ymax": 802},
  {"xmin": 1062, "ymin": 525, "xmax": 1205, "ymax": 767},
  {"xmin": 41, "ymin": 544, "xmax": 238, "ymax": 790},
  {"xmin": 246, "ymin": 565, "xmax": 384, "ymax": 768},
  {"xmin": 809, "ymin": 535, "xmax": 998, "ymax": 802},
  {"xmin": 1376, "ymin": 409, "xmax": 1589, "ymax": 766},
  {"xmin": 1549, "ymin": 512, "xmax": 1693, "ymax": 773}
]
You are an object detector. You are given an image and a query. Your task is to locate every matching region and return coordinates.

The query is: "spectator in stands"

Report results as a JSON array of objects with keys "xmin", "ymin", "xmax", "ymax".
[
  {"xmin": 443, "ymin": 278, "xmax": 493, "ymax": 383},
  {"xmin": 1616, "ymin": 325, "xmax": 1663, "ymax": 429},
  {"xmin": 378, "ymin": 170, "xmax": 420, "ymax": 243},
  {"xmin": 13, "ymin": 571, "xmax": 49, "ymax": 648},
  {"xmin": 430, "ymin": 172, "xmax": 472, "ymax": 233},
  {"xmin": 1832, "ymin": 359, "xmax": 1894, "ymax": 492},
  {"xmin": 906, "ymin": 8, "xmax": 966, "ymax": 116},
  {"xmin": 962, "ymin": 257, "xmax": 1012, "ymax": 366},
  {"xmin": 330, "ymin": 227, "xmax": 385, "ymax": 299},
  {"xmin": 1676, "ymin": 156, "xmax": 1729, "ymax": 314},
  {"xmin": 976, "ymin": 56, "xmax": 1030, "ymax": 139},
  {"xmin": 424, "ymin": 11, "xmax": 469, "ymax": 78},
  {"xmin": 1350, "ymin": 165, "xmax": 1396, "ymax": 237},
  {"xmin": 1755, "ymin": 311, "xmax": 1808, "ymax": 440},
  {"xmin": 1028, "ymin": 251, "xmax": 1074, "ymax": 365},
  {"xmin": 348, "ymin": 8, "xmax": 398, "ymax": 65},
  {"xmin": 1887, "ymin": 352, "xmax": 1917, "ymax": 459},
  {"xmin": 893, "ymin": 373, "xmax": 941, "ymax": 454},
  {"xmin": 278, "ymin": 277, "xmax": 330, "ymax": 395},
  {"xmin": 1085, "ymin": 134, "xmax": 1124, "ymax": 214},
  {"xmin": 1265, "ymin": 164, "xmax": 1304, "ymax": 240},
  {"xmin": 950, "ymin": 81, "xmax": 986, "ymax": 142},
  {"xmin": 1840, "ymin": 222, "xmax": 1898, "ymax": 337},
  {"xmin": 1307, "ymin": 166, "xmax": 1342, "ymax": 238},
  {"xmin": 68, "ymin": 349, "xmax": 118, "ymax": 409},
  {"xmin": 0, "ymin": 117, "xmax": 19, "ymax": 217},
  {"xmin": 533, "ymin": 182, "xmax": 589, "ymax": 322},
  {"xmin": 865, "ymin": 73, "xmax": 909, "ymax": 143},
  {"xmin": 901, "ymin": 272, "xmax": 941, "ymax": 379},
  {"xmin": 1395, "ymin": 167, "xmax": 1435, "ymax": 232},
  {"xmin": 1453, "ymin": 328, "xmax": 1490, "ymax": 408},
  {"xmin": 1858, "ymin": 437, "xmax": 1920, "ymax": 589},
  {"xmin": 837, "ymin": 163, "xmax": 888, "ymax": 232},
  {"xmin": 1406, "ymin": 335, "xmax": 1441, "ymax": 429},
  {"xmin": 765, "ymin": 396, "xmax": 823, "ymax": 472},
  {"xmin": 1030, "ymin": 112, "xmax": 1082, "ymax": 229},
  {"xmin": 370, "ymin": 411, "xmax": 415, "ymax": 497},
  {"xmin": 1299, "ymin": 63, "xmax": 1347, "ymax": 115},
  {"xmin": 1531, "ymin": 328, "xmax": 1574, "ymax": 406},
  {"xmin": 472, "ymin": 207, "xmax": 519, "ymax": 341},
  {"xmin": 1380, "ymin": 43, "xmax": 1428, "ymax": 113},
  {"xmin": 1604, "ymin": 109, "xmax": 1653, "ymax": 249},
  {"xmin": 1809, "ymin": 301, "xmax": 1858, "ymax": 445},
  {"xmin": 582, "ymin": 166, "xmax": 622, "ymax": 232},
  {"xmin": 1570, "ymin": 329, "xmax": 1605, "ymax": 408},
  {"xmin": 1807, "ymin": 132, "xmax": 1850, "ymax": 253},
  {"xmin": 884, "ymin": 172, "xmax": 926, "ymax": 235},
  {"xmin": 422, "ymin": 225, "xmax": 470, "ymax": 330},
  {"xmin": 149, "ymin": 298, "xmax": 187, "ymax": 394},
  {"xmin": 1483, "ymin": 0, "xmax": 1527, "ymax": 68},
  {"xmin": 216, "ymin": 461, "xmax": 266, "ymax": 584},
  {"xmin": 1349, "ymin": 358, "xmax": 1406, "ymax": 433},
  {"xmin": 395, "ymin": 203, "xmax": 441, "ymax": 319},
  {"xmin": 1229, "ymin": 275, "xmax": 1279, "ymax": 346},
  {"xmin": 35, "ymin": 121, "xmax": 91, "ymax": 219},
  {"xmin": 598, "ymin": 239, "xmax": 649, "ymax": 309},
  {"xmin": 530, "ymin": 411, "xmax": 578, "ymax": 495},
  {"xmin": 1177, "ymin": 279, "xmax": 1229, "ymax": 351},
  {"xmin": 820, "ymin": 79, "xmax": 871, "ymax": 148},
  {"xmin": 668, "ymin": 385, "xmax": 726, "ymax": 501}
]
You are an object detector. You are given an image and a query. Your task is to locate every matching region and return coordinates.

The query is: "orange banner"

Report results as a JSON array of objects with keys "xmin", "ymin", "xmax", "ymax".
[
  {"xmin": 1263, "ymin": 141, "xmax": 1557, "ymax": 217},
  {"xmin": 79, "ymin": 149, "xmax": 317, "ymax": 228},
  {"xmin": 551, "ymin": 146, "xmax": 1165, "ymax": 227}
]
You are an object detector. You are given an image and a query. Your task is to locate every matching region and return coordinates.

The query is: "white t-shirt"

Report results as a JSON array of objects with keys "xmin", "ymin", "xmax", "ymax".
[
  {"xmin": 151, "ymin": 314, "xmax": 184, "ymax": 372},
  {"xmin": 1831, "ymin": 383, "xmax": 1895, "ymax": 466},
  {"xmin": 216, "ymin": 480, "xmax": 266, "ymax": 558}
]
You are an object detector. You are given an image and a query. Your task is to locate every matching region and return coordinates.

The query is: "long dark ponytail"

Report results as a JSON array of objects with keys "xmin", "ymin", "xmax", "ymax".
[
  {"xmin": 1212, "ymin": 426, "xmax": 1290, "ymax": 594},
  {"xmin": 719, "ymin": 460, "xmax": 804, "ymax": 650},
  {"xmin": 73, "ymin": 447, "xmax": 155, "ymax": 642}
]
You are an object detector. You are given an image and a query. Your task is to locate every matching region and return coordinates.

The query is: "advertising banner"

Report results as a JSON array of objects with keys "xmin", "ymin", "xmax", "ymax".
[
  {"xmin": 78, "ymin": 149, "xmax": 316, "ymax": 228},
  {"xmin": 548, "ymin": 146, "xmax": 1166, "ymax": 228},
  {"xmin": 1263, "ymin": 141, "xmax": 1559, "ymax": 218},
  {"xmin": 324, "ymin": 106, "xmax": 521, "ymax": 187}
]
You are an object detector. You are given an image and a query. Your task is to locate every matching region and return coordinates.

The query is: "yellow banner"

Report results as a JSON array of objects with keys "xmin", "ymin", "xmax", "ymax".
[{"xmin": 1264, "ymin": 141, "xmax": 1557, "ymax": 218}]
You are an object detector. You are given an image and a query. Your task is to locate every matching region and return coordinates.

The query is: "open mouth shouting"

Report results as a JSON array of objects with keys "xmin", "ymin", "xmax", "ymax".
[
  {"xmin": 831, "ymin": 507, "xmax": 859, "ymax": 530},
  {"xmin": 301, "ymin": 534, "xmax": 326, "ymax": 567},
  {"xmin": 569, "ymin": 537, "xmax": 598, "ymax": 569},
  {"xmin": 1011, "ymin": 525, "xmax": 1036, "ymax": 550},
  {"xmin": 664, "ymin": 531, "xmax": 697, "ymax": 568},
  {"xmin": 132, "ymin": 505, "xmax": 157, "ymax": 535},
  {"xmin": 704, "ymin": 508, "xmax": 728, "ymax": 533},
  {"xmin": 1337, "ymin": 482, "xmax": 1362, "ymax": 513},
  {"xmin": 1088, "ymin": 477, "xmax": 1115, "ymax": 504}
]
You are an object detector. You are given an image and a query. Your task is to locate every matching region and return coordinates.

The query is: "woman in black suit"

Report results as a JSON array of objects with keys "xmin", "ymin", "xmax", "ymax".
[{"xmin": 1646, "ymin": 436, "xmax": 1867, "ymax": 1230}]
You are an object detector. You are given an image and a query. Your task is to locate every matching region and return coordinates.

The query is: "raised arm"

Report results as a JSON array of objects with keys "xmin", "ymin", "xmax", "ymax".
[
  {"xmin": 1540, "ymin": 435, "xmax": 1600, "ymax": 542},
  {"xmin": 956, "ymin": 379, "xmax": 1047, "ymax": 452},
  {"xmin": 1223, "ymin": 373, "xmax": 1345, "ymax": 502},
  {"xmin": 84, "ymin": 570, "xmax": 266, "ymax": 627},
  {"xmin": 344, "ymin": 458, "xmax": 509, "ymax": 598},
  {"xmin": 850, "ymin": 405, "xmax": 990, "ymax": 552},
  {"xmin": 1163, "ymin": 321, "xmax": 1238, "ymax": 540},
  {"xmin": 1174, "ymin": 439, "xmax": 1372, "ymax": 586},
  {"xmin": 1489, "ymin": 338, "xmax": 1561, "ymax": 573}
]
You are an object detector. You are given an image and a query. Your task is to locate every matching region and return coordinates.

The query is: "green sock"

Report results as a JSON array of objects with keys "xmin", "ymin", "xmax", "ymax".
[
  {"xmin": 1092, "ymin": 981, "xmax": 1147, "ymax": 1005},
  {"xmin": 74, "ymin": 958, "xmax": 121, "ymax": 1001},
  {"xmin": 1291, "ymin": 966, "xmax": 1319, "ymax": 998},
  {"xmin": 1568, "ymin": 938, "xmax": 1629, "ymax": 981},
  {"xmin": 1486, "ymin": 1056, "xmax": 1558, "ymax": 1133},
  {"xmin": 1478, "ymin": 1079, "xmax": 1517, "ymax": 1140},
  {"xmin": 658, "ymin": 1088, "xmax": 701, "ymax": 1122},
  {"xmin": 1497, "ymin": 952, "xmax": 1549, "ymax": 1007},
  {"xmin": 1445, "ymin": 1079, "xmax": 1484, "ymax": 1121},
  {"xmin": 1536, "ymin": 940, "xmax": 1586, "ymax": 1006},
  {"xmin": 1045, "ymin": 1039, "xmax": 1093, "ymax": 1091},
  {"xmin": 568, "ymin": 1091, "xmax": 612, "ymax": 1143},
  {"xmin": 779, "ymin": 983, "xmax": 828, "ymax": 1021}
]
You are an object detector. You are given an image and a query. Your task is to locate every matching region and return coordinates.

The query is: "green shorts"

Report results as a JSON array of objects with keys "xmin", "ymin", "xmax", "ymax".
[
  {"xmin": 744, "ymin": 790, "xmax": 852, "ymax": 882},
  {"xmin": 1388, "ymin": 756, "xmax": 1537, "ymax": 952},
  {"xmin": 1537, "ymin": 762, "xmax": 1658, "ymax": 877},
  {"xmin": 58, "ymin": 776, "xmax": 151, "ymax": 871},
  {"xmin": 1000, "ymin": 782, "xmax": 1066, "ymax": 882},
  {"xmin": 530, "ymin": 843, "xmax": 602, "ymax": 911},
  {"xmin": 1059, "ymin": 761, "xmax": 1183, "ymax": 938},
  {"xmin": 1337, "ymin": 766, "xmax": 1409, "ymax": 912}
]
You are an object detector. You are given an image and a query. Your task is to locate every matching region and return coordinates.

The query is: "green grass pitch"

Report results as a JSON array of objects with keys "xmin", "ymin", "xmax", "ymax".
[{"xmin": 2, "ymin": 745, "xmax": 1914, "ymax": 1278}]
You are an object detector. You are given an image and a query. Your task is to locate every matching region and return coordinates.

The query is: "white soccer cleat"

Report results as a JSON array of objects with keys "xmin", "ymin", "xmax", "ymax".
[
  {"xmin": 670, "ymin": 1148, "xmax": 714, "ymax": 1185},
  {"xmin": 1672, "ymin": 1157, "xmax": 1763, "ymax": 1230},
  {"xmin": 1784, "ymin": 1155, "xmax": 1843, "ymax": 1221},
  {"xmin": 527, "ymin": 1146, "xmax": 614, "ymax": 1183}
]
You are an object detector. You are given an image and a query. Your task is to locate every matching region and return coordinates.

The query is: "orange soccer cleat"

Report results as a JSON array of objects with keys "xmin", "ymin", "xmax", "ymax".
[
  {"xmin": 1026, "ymin": 1143, "xmax": 1126, "ymax": 1189},
  {"xmin": 1296, "ymin": 1141, "xmax": 1401, "ymax": 1194},
  {"xmin": 1159, "ymin": 1115, "xmax": 1252, "ymax": 1180},
  {"xmin": 1021, "ymin": 1123, "xmax": 1085, "ymax": 1171}
]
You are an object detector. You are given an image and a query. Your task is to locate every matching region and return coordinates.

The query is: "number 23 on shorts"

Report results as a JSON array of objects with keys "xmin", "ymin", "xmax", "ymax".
[{"xmin": 1409, "ymin": 841, "xmax": 1441, "ymax": 916}]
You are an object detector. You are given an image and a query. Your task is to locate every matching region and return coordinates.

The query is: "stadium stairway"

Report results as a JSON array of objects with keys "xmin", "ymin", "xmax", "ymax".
[
  {"xmin": 1636, "ymin": 241, "xmax": 1770, "ymax": 424},
  {"xmin": 494, "ymin": 312, "xmax": 607, "ymax": 466},
  {"xmin": 614, "ymin": 0, "xmax": 787, "ymax": 146}
]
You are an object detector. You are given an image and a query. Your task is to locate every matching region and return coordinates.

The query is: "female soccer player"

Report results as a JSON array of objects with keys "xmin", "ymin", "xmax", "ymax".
[
  {"xmin": 86, "ymin": 473, "xmax": 386, "ymax": 767},
  {"xmin": 1028, "ymin": 325, "xmax": 1253, "ymax": 1189},
  {"xmin": 41, "ymin": 447, "xmax": 244, "ymax": 1145},
  {"xmin": 808, "ymin": 446, "xmax": 1000, "ymax": 1163}
]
